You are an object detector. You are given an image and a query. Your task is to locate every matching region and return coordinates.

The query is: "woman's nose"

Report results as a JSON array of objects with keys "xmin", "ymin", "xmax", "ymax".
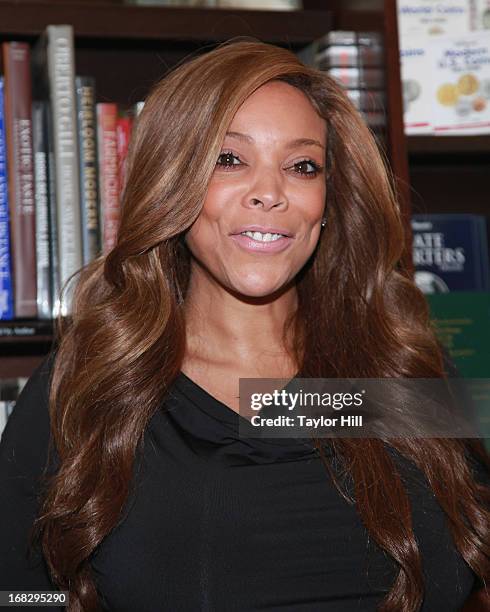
[{"xmin": 242, "ymin": 171, "xmax": 288, "ymax": 212}]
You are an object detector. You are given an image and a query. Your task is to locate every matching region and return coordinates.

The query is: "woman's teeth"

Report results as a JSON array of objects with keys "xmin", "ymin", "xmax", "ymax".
[{"xmin": 241, "ymin": 231, "xmax": 284, "ymax": 242}]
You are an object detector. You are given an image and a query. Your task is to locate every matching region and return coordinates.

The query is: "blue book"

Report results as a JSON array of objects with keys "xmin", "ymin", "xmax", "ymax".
[
  {"xmin": 0, "ymin": 78, "xmax": 14, "ymax": 320},
  {"xmin": 412, "ymin": 214, "xmax": 490, "ymax": 293}
]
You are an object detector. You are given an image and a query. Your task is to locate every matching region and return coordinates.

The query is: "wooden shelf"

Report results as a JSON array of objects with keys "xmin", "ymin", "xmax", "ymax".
[
  {"xmin": 335, "ymin": 8, "xmax": 383, "ymax": 31},
  {"xmin": 0, "ymin": 1, "xmax": 333, "ymax": 45},
  {"xmin": 408, "ymin": 135, "xmax": 490, "ymax": 155},
  {"xmin": 408, "ymin": 137, "xmax": 490, "ymax": 216}
]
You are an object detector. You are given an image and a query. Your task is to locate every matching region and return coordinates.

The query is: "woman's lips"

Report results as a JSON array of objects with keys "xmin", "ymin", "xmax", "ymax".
[{"xmin": 229, "ymin": 233, "xmax": 293, "ymax": 253}]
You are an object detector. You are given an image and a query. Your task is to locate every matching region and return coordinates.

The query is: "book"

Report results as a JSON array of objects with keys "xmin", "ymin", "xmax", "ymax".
[
  {"xmin": 398, "ymin": 6, "xmax": 490, "ymax": 135},
  {"xmin": 315, "ymin": 44, "xmax": 384, "ymax": 70},
  {"xmin": 0, "ymin": 77, "xmax": 14, "ymax": 320},
  {"xmin": 45, "ymin": 98, "xmax": 61, "ymax": 319},
  {"xmin": 400, "ymin": 38, "xmax": 433, "ymax": 134},
  {"xmin": 1, "ymin": 42, "xmax": 37, "ymax": 318},
  {"xmin": 32, "ymin": 25, "xmax": 83, "ymax": 317},
  {"xmin": 76, "ymin": 76, "xmax": 101, "ymax": 265},
  {"xmin": 430, "ymin": 32, "xmax": 490, "ymax": 135},
  {"xmin": 116, "ymin": 113, "xmax": 133, "ymax": 205},
  {"xmin": 32, "ymin": 100, "xmax": 52, "ymax": 319},
  {"xmin": 296, "ymin": 31, "xmax": 386, "ymax": 139},
  {"xmin": 412, "ymin": 214, "xmax": 490, "ymax": 293},
  {"xmin": 427, "ymin": 292, "xmax": 490, "ymax": 376},
  {"xmin": 426, "ymin": 291, "xmax": 490, "ymax": 448},
  {"xmin": 97, "ymin": 103, "xmax": 119, "ymax": 254}
]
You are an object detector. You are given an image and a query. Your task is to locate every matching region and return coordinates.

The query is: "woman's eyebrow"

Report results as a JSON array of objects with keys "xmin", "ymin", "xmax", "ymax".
[{"xmin": 225, "ymin": 131, "xmax": 325, "ymax": 150}]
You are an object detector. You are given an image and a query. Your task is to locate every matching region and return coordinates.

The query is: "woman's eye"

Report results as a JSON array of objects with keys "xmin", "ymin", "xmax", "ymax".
[
  {"xmin": 292, "ymin": 159, "xmax": 322, "ymax": 177},
  {"xmin": 216, "ymin": 151, "xmax": 242, "ymax": 169}
]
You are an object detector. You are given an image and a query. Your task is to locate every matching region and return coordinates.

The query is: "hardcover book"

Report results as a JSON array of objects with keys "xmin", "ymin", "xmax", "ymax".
[
  {"xmin": 97, "ymin": 103, "xmax": 119, "ymax": 254},
  {"xmin": 76, "ymin": 76, "xmax": 100, "ymax": 265},
  {"xmin": 427, "ymin": 291, "xmax": 490, "ymax": 448},
  {"xmin": 32, "ymin": 100, "xmax": 52, "ymax": 320},
  {"xmin": 1, "ymin": 42, "xmax": 37, "ymax": 318},
  {"xmin": 412, "ymin": 214, "xmax": 490, "ymax": 293},
  {"xmin": 430, "ymin": 32, "xmax": 490, "ymax": 135},
  {"xmin": 32, "ymin": 25, "xmax": 83, "ymax": 316},
  {"xmin": 0, "ymin": 78, "xmax": 14, "ymax": 320}
]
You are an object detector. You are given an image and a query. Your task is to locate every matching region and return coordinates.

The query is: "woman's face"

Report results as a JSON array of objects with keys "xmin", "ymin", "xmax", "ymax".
[{"xmin": 185, "ymin": 80, "xmax": 327, "ymax": 298}]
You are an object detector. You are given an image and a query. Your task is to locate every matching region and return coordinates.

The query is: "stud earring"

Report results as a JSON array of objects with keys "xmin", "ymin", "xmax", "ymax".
[{"xmin": 321, "ymin": 218, "xmax": 327, "ymax": 228}]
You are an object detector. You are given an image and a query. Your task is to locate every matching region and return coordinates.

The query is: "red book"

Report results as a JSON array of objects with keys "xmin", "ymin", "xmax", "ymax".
[
  {"xmin": 96, "ymin": 103, "xmax": 119, "ymax": 254},
  {"xmin": 1, "ymin": 42, "xmax": 37, "ymax": 318},
  {"xmin": 116, "ymin": 115, "xmax": 132, "ymax": 203}
]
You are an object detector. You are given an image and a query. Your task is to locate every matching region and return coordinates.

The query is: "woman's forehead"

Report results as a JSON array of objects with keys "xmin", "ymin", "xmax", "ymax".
[{"xmin": 228, "ymin": 82, "xmax": 327, "ymax": 143}]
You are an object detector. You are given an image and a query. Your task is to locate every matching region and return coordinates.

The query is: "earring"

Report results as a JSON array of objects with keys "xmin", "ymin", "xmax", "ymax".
[{"xmin": 321, "ymin": 218, "xmax": 327, "ymax": 228}]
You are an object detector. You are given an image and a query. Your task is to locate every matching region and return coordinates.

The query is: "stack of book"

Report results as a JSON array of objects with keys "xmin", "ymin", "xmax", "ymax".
[
  {"xmin": 297, "ymin": 31, "xmax": 387, "ymax": 143},
  {"xmin": 0, "ymin": 25, "xmax": 143, "ymax": 322}
]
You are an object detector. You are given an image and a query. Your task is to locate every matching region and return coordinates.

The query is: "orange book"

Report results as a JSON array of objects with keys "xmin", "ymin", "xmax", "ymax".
[{"xmin": 96, "ymin": 103, "xmax": 119, "ymax": 254}]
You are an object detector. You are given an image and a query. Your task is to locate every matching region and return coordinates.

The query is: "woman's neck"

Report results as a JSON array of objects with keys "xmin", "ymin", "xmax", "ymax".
[{"xmin": 183, "ymin": 272, "xmax": 299, "ymax": 377}]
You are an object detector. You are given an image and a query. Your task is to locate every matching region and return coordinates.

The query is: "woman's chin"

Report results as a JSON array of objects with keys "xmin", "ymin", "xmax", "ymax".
[{"xmin": 228, "ymin": 278, "xmax": 292, "ymax": 300}]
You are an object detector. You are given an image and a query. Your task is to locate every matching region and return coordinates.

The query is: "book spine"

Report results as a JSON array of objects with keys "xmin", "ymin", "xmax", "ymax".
[
  {"xmin": 75, "ymin": 76, "xmax": 100, "ymax": 266},
  {"xmin": 0, "ymin": 77, "xmax": 14, "ymax": 320},
  {"xmin": 44, "ymin": 101, "xmax": 60, "ymax": 319},
  {"xmin": 32, "ymin": 101, "xmax": 52, "ymax": 319},
  {"xmin": 31, "ymin": 30, "xmax": 58, "ymax": 318},
  {"xmin": 97, "ymin": 103, "xmax": 119, "ymax": 254},
  {"xmin": 45, "ymin": 25, "xmax": 82, "ymax": 316},
  {"xmin": 116, "ymin": 114, "xmax": 132, "ymax": 204},
  {"xmin": 2, "ymin": 42, "xmax": 37, "ymax": 318}
]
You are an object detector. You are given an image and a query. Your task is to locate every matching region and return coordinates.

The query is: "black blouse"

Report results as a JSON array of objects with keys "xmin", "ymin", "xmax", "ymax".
[{"xmin": 0, "ymin": 356, "xmax": 488, "ymax": 611}]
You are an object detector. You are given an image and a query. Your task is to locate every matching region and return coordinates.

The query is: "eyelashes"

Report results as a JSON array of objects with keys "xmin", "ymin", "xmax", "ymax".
[
  {"xmin": 217, "ymin": 151, "xmax": 242, "ymax": 170},
  {"xmin": 216, "ymin": 150, "xmax": 324, "ymax": 178}
]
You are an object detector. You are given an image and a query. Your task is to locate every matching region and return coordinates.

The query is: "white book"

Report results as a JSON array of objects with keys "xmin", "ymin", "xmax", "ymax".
[
  {"xmin": 430, "ymin": 31, "xmax": 490, "ymax": 134},
  {"xmin": 32, "ymin": 25, "xmax": 82, "ymax": 317}
]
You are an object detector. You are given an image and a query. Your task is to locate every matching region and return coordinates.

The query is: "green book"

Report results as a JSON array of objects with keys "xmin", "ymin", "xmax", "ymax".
[{"xmin": 426, "ymin": 292, "xmax": 490, "ymax": 451}]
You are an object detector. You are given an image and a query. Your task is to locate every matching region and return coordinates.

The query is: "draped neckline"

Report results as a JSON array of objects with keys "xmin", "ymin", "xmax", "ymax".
[{"xmin": 161, "ymin": 370, "xmax": 333, "ymax": 465}]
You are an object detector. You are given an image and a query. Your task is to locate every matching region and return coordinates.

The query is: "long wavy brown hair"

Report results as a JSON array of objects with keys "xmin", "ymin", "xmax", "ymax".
[{"xmin": 31, "ymin": 39, "xmax": 490, "ymax": 611}]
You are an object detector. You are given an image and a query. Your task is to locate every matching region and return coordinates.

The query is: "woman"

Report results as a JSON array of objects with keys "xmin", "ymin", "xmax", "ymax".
[{"xmin": 1, "ymin": 39, "xmax": 489, "ymax": 612}]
